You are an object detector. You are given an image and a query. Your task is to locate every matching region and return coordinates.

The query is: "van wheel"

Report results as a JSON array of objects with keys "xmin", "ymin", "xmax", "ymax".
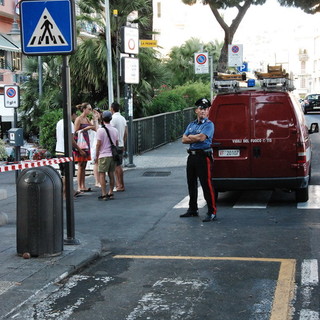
[{"xmin": 296, "ymin": 187, "xmax": 309, "ymax": 202}]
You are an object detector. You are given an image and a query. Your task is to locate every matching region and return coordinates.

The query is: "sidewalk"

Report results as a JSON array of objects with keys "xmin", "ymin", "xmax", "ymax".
[{"xmin": 0, "ymin": 139, "xmax": 187, "ymax": 319}]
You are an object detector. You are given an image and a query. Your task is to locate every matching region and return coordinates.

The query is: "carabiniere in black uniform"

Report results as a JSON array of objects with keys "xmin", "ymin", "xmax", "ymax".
[{"xmin": 181, "ymin": 98, "xmax": 217, "ymax": 222}]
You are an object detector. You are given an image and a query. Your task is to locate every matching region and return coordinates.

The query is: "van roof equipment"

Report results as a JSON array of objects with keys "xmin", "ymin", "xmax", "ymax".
[{"xmin": 213, "ymin": 65, "xmax": 294, "ymax": 93}]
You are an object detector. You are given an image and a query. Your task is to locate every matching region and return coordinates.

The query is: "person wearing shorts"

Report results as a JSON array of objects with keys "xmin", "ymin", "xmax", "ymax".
[{"xmin": 95, "ymin": 111, "xmax": 119, "ymax": 201}]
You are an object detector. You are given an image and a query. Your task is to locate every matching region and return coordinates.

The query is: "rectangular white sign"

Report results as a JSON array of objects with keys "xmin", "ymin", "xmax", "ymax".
[
  {"xmin": 228, "ymin": 44, "xmax": 243, "ymax": 67},
  {"xmin": 194, "ymin": 52, "xmax": 209, "ymax": 74},
  {"xmin": 4, "ymin": 85, "xmax": 19, "ymax": 108},
  {"xmin": 122, "ymin": 57, "xmax": 139, "ymax": 84}
]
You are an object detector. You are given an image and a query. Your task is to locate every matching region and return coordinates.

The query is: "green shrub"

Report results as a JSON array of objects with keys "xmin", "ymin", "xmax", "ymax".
[
  {"xmin": 150, "ymin": 91, "xmax": 187, "ymax": 115},
  {"xmin": 148, "ymin": 81, "xmax": 211, "ymax": 116},
  {"xmin": 0, "ymin": 139, "xmax": 7, "ymax": 161},
  {"xmin": 172, "ymin": 81, "xmax": 211, "ymax": 107},
  {"xmin": 38, "ymin": 109, "xmax": 63, "ymax": 155}
]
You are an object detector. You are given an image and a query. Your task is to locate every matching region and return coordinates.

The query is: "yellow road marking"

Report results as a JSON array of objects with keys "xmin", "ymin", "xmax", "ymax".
[{"xmin": 114, "ymin": 255, "xmax": 296, "ymax": 320}]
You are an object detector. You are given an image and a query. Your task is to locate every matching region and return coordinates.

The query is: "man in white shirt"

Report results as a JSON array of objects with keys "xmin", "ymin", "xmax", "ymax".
[
  {"xmin": 56, "ymin": 106, "xmax": 85, "ymax": 198},
  {"xmin": 110, "ymin": 102, "xmax": 127, "ymax": 192}
]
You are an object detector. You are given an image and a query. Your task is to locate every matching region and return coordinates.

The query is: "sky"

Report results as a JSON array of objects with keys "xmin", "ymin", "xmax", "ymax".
[
  {"xmin": 217, "ymin": 0, "xmax": 319, "ymax": 68},
  {"xmin": 176, "ymin": 0, "xmax": 319, "ymax": 70}
]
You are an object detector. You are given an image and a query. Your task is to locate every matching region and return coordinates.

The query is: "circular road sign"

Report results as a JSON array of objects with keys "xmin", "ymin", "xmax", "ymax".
[
  {"xmin": 232, "ymin": 45, "xmax": 240, "ymax": 53},
  {"xmin": 6, "ymin": 87, "xmax": 17, "ymax": 98},
  {"xmin": 128, "ymin": 39, "xmax": 135, "ymax": 51},
  {"xmin": 196, "ymin": 54, "xmax": 207, "ymax": 65}
]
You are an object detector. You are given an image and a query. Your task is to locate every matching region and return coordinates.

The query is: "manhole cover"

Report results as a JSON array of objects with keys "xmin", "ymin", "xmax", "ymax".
[{"xmin": 143, "ymin": 171, "xmax": 171, "ymax": 177}]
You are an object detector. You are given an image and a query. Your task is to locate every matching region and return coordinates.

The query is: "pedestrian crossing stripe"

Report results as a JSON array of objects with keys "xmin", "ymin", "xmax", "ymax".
[{"xmin": 27, "ymin": 8, "xmax": 68, "ymax": 47}]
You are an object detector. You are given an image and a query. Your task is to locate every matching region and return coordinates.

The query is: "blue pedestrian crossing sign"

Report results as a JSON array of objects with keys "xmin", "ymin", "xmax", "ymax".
[{"xmin": 20, "ymin": 0, "xmax": 76, "ymax": 55}]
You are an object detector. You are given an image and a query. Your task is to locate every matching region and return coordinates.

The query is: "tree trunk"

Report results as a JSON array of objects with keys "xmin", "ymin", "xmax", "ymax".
[{"xmin": 208, "ymin": 0, "xmax": 252, "ymax": 72}]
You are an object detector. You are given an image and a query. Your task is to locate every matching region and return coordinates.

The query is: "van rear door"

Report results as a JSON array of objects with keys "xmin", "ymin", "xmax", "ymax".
[
  {"xmin": 211, "ymin": 93, "xmax": 251, "ymax": 178},
  {"xmin": 250, "ymin": 92, "xmax": 297, "ymax": 178}
]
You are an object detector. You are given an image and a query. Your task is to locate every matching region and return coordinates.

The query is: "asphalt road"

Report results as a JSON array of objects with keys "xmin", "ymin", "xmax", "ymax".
[{"xmin": 6, "ymin": 113, "xmax": 320, "ymax": 320}]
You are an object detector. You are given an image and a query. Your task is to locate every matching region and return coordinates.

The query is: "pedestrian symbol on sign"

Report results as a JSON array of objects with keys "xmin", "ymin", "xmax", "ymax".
[{"xmin": 28, "ymin": 8, "xmax": 67, "ymax": 47}]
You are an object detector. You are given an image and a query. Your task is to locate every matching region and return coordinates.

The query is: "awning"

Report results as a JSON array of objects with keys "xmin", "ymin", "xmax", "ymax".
[{"xmin": 0, "ymin": 34, "xmax": 20, "ymax": 52}]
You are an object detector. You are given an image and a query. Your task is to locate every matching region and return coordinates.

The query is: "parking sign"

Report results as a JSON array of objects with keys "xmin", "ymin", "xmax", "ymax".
[
  {"xmin": 4, "ymin": 85, "xmax": 19, "ymax": 108},
  {"xmin": 194, "ymin": 52, "xmax": 209, "ymax": 74},
  {"xmin": 228, "ymin": 44, "xmax": 243, "ymax": 67}
]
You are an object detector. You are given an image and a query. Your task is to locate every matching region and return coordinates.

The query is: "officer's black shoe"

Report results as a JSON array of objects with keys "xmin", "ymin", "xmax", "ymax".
[
  {"xmin": 202, "ymin": 213, "xmax": 216, "ymax": 222},
  {"xmin": 180, "ymin": 210, "xmax": 199, "ymax": 218}
]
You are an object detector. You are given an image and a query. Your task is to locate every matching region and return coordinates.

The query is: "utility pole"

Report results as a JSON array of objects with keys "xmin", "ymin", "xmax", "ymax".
[{"xmin": 105, "ymin": 0, "xmax": 114, "ymax": 106}]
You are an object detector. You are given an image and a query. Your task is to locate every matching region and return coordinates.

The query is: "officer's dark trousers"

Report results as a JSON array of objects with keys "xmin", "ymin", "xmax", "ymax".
[{"xmin": 186, "ymin": 153, "xmax": 217, "ymax": 215}]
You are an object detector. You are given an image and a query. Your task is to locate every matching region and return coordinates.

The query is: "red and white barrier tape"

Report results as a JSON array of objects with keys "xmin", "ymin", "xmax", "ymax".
[{"xmin": 0, "ymin": 157, "xmax": 73, "ymax": 173}]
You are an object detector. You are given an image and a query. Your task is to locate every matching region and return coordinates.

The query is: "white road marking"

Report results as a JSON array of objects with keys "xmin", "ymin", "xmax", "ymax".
[
  {"xmin": 0, "ymin": 281, "xmax": 16, "ymax": 295},
  {"xmin": 301, "ymin": 259, "xmax": 319, "ymax": 286},
  {"xmin": 126, "ymin": 278, "xmax": 210, "ymax": 320},
  {"xmin": 298, "ymin": 186, "xmax": 320, "ymax": 209},
  {"xmin": 173, "ymin": 187, "xmax": 206, "ymax": 209},
  {"xmin": 299, "ymin": 260, "xmax": 319, "ymax": 320},
  {"xmin": 299, "ymin": 309, "xmax": 319, "ymax": 320},
  {"xmin": 9, "ymin": 275, "xmax": 113, "ymax": 320},
  {"xmin": 233, "ymin": 190, "xmax": 272, "ymax": 209}
]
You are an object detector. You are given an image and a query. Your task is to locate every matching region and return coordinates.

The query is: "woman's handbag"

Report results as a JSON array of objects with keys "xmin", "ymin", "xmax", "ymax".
[
  {"xmin": 102, "ymin": 125, "xmax": 121, "ymax": 161},
  {"xmin": 77, "ymin": 130, "xmax": 89, "ymax": 151}
]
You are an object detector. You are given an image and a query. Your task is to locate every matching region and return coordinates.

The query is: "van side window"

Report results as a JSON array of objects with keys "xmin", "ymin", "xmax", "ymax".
[
  {"xmin": 214, "ymin": 104, "xmax": 249, "ymax": 139},
  {"xmin": 254, "ymin": 103, "xmax": 294, "ymax": 139}
]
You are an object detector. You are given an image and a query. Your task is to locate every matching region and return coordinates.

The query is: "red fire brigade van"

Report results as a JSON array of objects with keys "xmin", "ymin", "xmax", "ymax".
[{"xmin": 209, "ymin": 67, "xmax": 319, "ymax": 202}]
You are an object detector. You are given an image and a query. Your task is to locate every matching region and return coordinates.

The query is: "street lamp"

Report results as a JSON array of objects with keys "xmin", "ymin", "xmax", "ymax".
[{"xmin": 7, "ymin": 19, "xmax": 21, "ymax": 44}]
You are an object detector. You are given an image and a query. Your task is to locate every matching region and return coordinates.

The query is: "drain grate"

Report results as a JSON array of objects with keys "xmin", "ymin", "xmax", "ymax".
[{"xmin": 143, "ymin": 171, "xmax": 171, "ymax": 177}]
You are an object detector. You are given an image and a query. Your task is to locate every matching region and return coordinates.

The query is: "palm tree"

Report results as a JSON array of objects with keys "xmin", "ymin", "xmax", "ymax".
[
  {"xmin": 70, "ymin": 0, "xmax": 161, "ymax": 112},
  {"xmin": 19, "ymin": 55, "xmax": 63, "ymax": 138},
  {"xmin": 165, "ymin": 38, "xmax": 222, "ymax": 87}
]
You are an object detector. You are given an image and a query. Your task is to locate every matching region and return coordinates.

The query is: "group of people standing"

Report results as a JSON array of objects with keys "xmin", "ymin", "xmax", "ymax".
[
  {"xmin": 56, "ymin": 97, "xmax": 217, "ymax": 222},
  {"xmin": 55, "ymin": 101, "xmax": 127, "ymax": 201}
]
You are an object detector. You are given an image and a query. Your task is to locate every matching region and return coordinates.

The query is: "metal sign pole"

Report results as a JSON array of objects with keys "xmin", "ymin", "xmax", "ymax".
[
  {"xmin": 127, "ymin": 85, "xmax": 135, "ymax": 167},
  {"xmin": 62, "ymin": 56, "xmax": 80, "ymax": 245},
  {"xmin": 13, "ymin": 108, "xmax": 20, "ymax": 183},
  {"xmin": 105, "ymin": 0, "xmax": 114, "ymax": 105}
]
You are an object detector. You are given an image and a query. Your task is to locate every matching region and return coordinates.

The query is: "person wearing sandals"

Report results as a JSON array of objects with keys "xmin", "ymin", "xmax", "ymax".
[
  {"xmin": 110, "ymin": 102, "xmax": 127, "ymax": 192},
  {"xmin": 74, "ymin": 102, "xmax": 98, "ymax": 193},
  {"xmin": 95, "ymin": 110, "xmax": 119, "ymax": 200}
]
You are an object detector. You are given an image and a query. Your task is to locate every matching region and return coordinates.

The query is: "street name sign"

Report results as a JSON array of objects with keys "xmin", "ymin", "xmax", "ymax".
[
  {"xmin": 140, "ymin": 40, "xmax": 157, "ymax": 47},
  {"xmin": 20, "ymin": 0, "xmax": 76, "ymax": 55}
]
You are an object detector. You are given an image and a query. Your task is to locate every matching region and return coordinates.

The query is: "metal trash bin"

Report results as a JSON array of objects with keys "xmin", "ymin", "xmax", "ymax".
[{"xmin": 17, "ymin": 166, "xmax": 63, "ymax": 257}]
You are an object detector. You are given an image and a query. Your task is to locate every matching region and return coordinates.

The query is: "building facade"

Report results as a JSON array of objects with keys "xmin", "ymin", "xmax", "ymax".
[{"xmin": 0, "ymin": 0, "xmax": 22, "ymax": 133}]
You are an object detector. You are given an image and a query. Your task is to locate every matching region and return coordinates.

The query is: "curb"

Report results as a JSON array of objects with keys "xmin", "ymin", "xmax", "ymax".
[{"xmin": 1, "ymin": 234, "xmax": 102, "ymax": 320}]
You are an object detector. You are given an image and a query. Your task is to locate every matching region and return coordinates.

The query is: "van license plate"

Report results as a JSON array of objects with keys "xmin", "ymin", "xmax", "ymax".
[{"xmin": 219, "ymin": 150, "xmax": 240, "ymax": 157}]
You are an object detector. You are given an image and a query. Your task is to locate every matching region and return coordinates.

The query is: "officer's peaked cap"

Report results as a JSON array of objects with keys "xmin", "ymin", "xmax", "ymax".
[
  {"xmin": 102, "ymin": 110, "xmax": 112, "ymax": 122},
  {"xmin": 195, "ymin": 98, "xmax": 210, "ymax": 109}
]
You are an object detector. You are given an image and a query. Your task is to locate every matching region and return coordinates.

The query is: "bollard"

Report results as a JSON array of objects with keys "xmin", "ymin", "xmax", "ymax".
[{"xmin": 16, "ymin": 166, "xmax": 63, "ymax": 257}]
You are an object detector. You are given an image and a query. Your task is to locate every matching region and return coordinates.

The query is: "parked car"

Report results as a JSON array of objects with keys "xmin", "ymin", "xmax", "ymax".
[
  {"xmin": 301, "ymin": 94, "xmax": 320, "ymax": 114},
  {"xmin": 209, "ymin": 75, "xmax": 319, "ymax": 202}
]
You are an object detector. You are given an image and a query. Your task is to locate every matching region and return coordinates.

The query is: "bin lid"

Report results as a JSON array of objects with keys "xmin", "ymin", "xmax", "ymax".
[{"xmin": 24, "ymin": 170, "xmax": 46, "ymax": 184}]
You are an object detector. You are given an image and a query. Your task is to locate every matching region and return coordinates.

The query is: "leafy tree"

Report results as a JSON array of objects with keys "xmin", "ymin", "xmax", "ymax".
[
  {"xmin": 38, "ymin": 109, "xmax": 63, "ymax": 155},
  {"xmin": 72, "ymin": 0, "xmax": 157, "ymax": 111},
  {"xmin": 165, "ymin": 38, "xmax": 222, "ymax": 87},
  {"xmin": 278, "ymin": 0, "xmax": 320, "ymax": 13},
  {"xmin": 19, "ymin": 56, "xmax": 63, "ymax": 139},
  {"xmin": 181, "ymin": 0, "xmax": 265, "ymax": 72},
  {"xmin": 182, "ymin": 0, "xmax": 319, "ymax": 71},
  {"xmin": 133, "ymin": 47, "xmax": 170, "ymax": 118},
  {"xmin": 146, "ymin": 81, "xmax": 211, "ymax": 116}
]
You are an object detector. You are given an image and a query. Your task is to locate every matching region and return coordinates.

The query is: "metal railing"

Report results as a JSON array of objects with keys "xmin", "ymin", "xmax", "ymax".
[{"xmin": 132, "ymin": 107, "xmax": 195, "ymax": 154}]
